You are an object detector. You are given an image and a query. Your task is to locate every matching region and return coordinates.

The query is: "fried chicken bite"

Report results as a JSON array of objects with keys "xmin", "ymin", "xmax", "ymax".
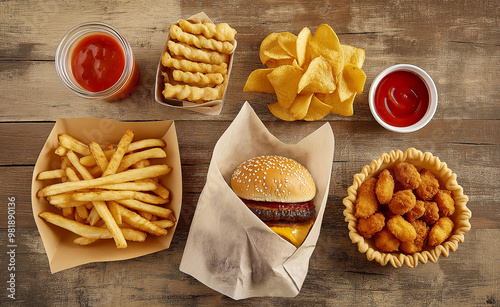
[
  {"xmin": 375, "ymin": 169, "xmax": 394, "ymax": 204},
  {"xmin": 434, "ymin": 190, "xmax": 455, "ymax": 217},
  {"xmin": 382, "ymin": 207, "xmax": 398, "ymax": 221},
  {"xmin": 400, "ymin": 219, "xmax": 430, "ymax": 254},
  {"xmin": 374, "ymin": 227, "xmax": 400, "ymax": 252},
  {"xmin": 405, "ymin": 200, "xmax": 426, "ymax": 222},
  {"xmin": 355, "ymin": 178, "xmax": 379, "ymax": 219},
  {"xmin": 415, "ymin": 168, "xmax": 440, "ymax": 200},
  {"xmin": 394, "ymin": 162, "xmax": 421, "ymax": 190},
  {"xmin": 387, "ymin": 215, "xmax": 417, "ymax": 242},
  {"xmin": 388, "ymin": 190, "xmax": 416, "ymax": 215},
  {"xmin": 428, "ymin": 217, "xmax": 454, "ymax": 246},
  {"xmin": 421, "ymin": 201, "xmax": 440, "ymax": 225},
  {"xmin": 357, "ymin": 212, "xmax": 385, "ymax": 238}
]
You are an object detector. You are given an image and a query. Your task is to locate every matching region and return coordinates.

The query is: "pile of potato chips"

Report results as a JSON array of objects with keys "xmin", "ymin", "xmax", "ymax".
[{"xmin": 244, "ymin": 24, "xmax": 366, "ymax": 120}]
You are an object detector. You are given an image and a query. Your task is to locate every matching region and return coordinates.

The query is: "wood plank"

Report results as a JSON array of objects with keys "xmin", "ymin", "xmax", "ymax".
[
  {"xmin": 1, "ymin": 119, "xmax": 499, "ymax": 165},
  {"xmin": 1, "ymin": 53, "xmax": 499, "ymax": 122},
  {"xmin": 0, "ymin": 226, "xmax": 497, "ymax": 305},
  {"xmin": 0, "ymin": 0, "xmax": 499, "ymax": 121}
]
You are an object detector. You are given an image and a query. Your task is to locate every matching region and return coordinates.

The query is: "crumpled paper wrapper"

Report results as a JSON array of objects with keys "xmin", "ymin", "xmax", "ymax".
[
  {"xmin": 154, "ymin": 12, "xmax": 237, "ymax": 115},
  {"xmin": 180, "ymin": 102, "xmax": 334, "ymax": 299},
  {"xmin": 31, "ymin": 118, "xmax": 182, "ymax": 273}
]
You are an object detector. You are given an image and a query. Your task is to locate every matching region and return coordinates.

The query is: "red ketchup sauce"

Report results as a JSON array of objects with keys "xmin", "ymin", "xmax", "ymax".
[
  {"xmin": 374, "ymin": 70, "xmax": 429, "ymax": 127},
  {"xmin": 71, "ymin": 34, "xmax": 125, "ymax": 92}
]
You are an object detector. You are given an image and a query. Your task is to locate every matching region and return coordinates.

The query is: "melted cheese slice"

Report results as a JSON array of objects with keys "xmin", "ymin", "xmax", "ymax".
[{"xmin": 270, "ymin": 220, "xmax": 314, "ymax": 248}]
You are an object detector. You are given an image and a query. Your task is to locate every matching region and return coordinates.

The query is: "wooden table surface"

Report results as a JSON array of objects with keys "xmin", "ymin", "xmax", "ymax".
[{"xmin": 1, "ymin": 0, "xmax": 499, "ymax": 305}]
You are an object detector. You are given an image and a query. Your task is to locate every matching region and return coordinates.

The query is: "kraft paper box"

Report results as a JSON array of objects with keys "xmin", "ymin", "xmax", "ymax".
[
  {"xmin": 31, "ymin": 118, "xmax": 182, "ymax": 273},
  {"xmin": 180, "ymin": 102, "xmax": 334, "ymax": 299},
  {"xmin": 155, "ymin": 12, "xmax": 236, "ymax": 115}
]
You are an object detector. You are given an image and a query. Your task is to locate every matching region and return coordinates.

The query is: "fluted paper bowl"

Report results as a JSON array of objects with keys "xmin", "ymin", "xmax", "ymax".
[{"xmin": 343, "ymin": 148, "xmax": 471, "ymax": 268}]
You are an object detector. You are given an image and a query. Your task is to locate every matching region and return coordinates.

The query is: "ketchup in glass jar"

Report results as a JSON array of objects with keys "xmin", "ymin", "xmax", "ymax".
[
  {"xmin": 71, "ymin": 34, "xmax": 125, "ymax": 93},
  {"xmin": 374, "ymin": 70, "xmax": 429, "ymax": 127},
  {"xmin": 55, "ymin": 22, "xmax": 140, "ymax": 102}
]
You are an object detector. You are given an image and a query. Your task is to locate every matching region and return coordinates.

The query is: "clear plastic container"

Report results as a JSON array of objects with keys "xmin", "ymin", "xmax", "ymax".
[{"xmin": 55, "ymin": 22, "xmax": 140, "ymax": 102}]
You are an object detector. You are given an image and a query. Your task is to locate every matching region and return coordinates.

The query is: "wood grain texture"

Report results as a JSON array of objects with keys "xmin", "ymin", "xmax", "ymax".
[{"xmin": 0, "ymin": 0, "xmax": 499, "ymax": 305}]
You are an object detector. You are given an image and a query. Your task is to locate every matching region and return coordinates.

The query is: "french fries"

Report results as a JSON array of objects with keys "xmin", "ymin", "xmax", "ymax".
[
  {"xmin": 36, "ymin": 169, "xmax": 67, "ymax": 180},
  {"xmin": 102, "ymin": 129, "xmax": 134, "ymax": 176},
  {"xmin": 37, "ymin": 165, "xmax": 171, "ymax": 197},
  {"xmin": 36, "ymin": 130, "xmax": 175, "ymax": 248},
  {"xmin": 89, "ymin": 141, "xmax": 109, "ymax": 173}
]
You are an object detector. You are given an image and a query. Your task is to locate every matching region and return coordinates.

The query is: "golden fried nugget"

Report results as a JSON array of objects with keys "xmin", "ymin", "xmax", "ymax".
[
  {"xmin": 400, "ymin": 220, "xmax": 429, "ymax": 254},
  {"xmin": 162, "ymin": 83, "xmax": 223, "ymax": 102},
  {"xmin": 375, "ymin": 169, "xmax": 395, "ymax": 204},
  {"xmin": 374, "ymin": 227, "xmax": 400, "ymax": 252},
  {"xmin": 394, "ymin": 181, "xmax": 405, "ymax": 193},
  {"xmin": 382, "ymin": 207, "xmax": 398, "ymax": 220},
  {"xmin": 167, "ymin": 40, "xmax": 229, "ymax": 65},
  {"xmin": 388, "ymin": 189, "xmax": 416, "ymax": 215},
  {"xmin": 387, "ymin": 215, "xmax": 417, "ymax": 242},
  {"xmin": 357, "ymin": 212, "xmax": 385, "ymax": 238},
  {"xmin": 161, "ymin": 52, "xmax": 228, "ymax": 74},
  {"xmin": 428, "ymin": 217, "xmax": 454, "ymax": 246},
  {"xmin": 172, "ymin": 70, "xmax": 224, "ymax": 86},
  {"xmin": 170, "ymin": 24, "xmax": 235, "ymax": 54},
  {"xmin": 415, "ymin": 168, "xmax": 440, "ymax": 200},
  {"xmin": 178, "ymin": 19, "xmax": 237, "ymax": 42},
  {"xmin": 434, "ymin": 190, "xmax": 455, "ymax": 217},
  {"xmin": 405, "ymin": 200, "xmax": 426, "ymax": 222},
  {"xmin": 355, "ymin": 178, "xmax": 379, "ymax": 219},
  {"xmin": 394, "ymin": 162, "xmax": 421, "ymax": 189},
  {"xmin": 421, "ymin": 201, "xmax": 440, "ymax": 225}
]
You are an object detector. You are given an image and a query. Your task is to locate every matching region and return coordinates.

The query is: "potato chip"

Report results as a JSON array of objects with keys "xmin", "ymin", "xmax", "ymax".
[
  {"xmin": 289, "ymin": 93, "xmax": 314, "ymax": 120},
  {"xmin": 267, "ymin": 65, "xmax": 303, "ymax": 109},
  {"xmin": 303, "ymin": 95, "xmax": 332, "ymax": 121},
  {"xmin": 263, "ymin": 44, "xmax": 293, "ymax": 62},
  {"xmin": 268, "ymin": 102, "xmax": 296, "ymax": 121},
  {"xmin": 320, "ymin": 90, "xmax": 355, "ymax": 116},
  {"xmin": 292, "ymin": 59, "xmax": 303, "ymax": 70},
  {"xmin": 311, "ymin": 24, "xmax": 340, "ymax": 52},
  {"xmin": 245, "ymin": 24, "xmax": 366, "ymax": 120},
  {"xmin": 243, "ymin": 68, "xmax": 275, "ymax": 93},
  {"xmin": 332, "ymin": 93, "xmax": 356, "ymax": 116},
  {"xmin": 337, "ymin": 70, "xmax": 356, "ymax": 102},
  {"xmin": 309, "ymin": 45, "xmax": 344, "ymax": 77},
  {"xmin": 265, "ymin": 58, "xmax": 294, "ymax": 68},
  {"xmin": 341, "ymin": 44, "xmax": 365, "ymax": 68},
  {"xmin": 343, "ymin": 63, "xmax": 366, "ymax": 94},
  {"xmin": 278, "ymin": 32, "xmax": 297, "ymax": 58},
  {"xmin": 259, "ymin": 33, "xmax": 280, "ymax": 65},
  {"xmin": 297, "ymin": 56, "xmax": 336, "ymax": 94},
  {"xmin": 296, "ymin": 27, "xmax": 311, "ymax": 68}
]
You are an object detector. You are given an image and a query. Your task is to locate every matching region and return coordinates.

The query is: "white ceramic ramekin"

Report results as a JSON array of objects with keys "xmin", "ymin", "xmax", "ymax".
[{"xmin": 369, "ymin": 64, "xmax": 438, "ymax": 133}]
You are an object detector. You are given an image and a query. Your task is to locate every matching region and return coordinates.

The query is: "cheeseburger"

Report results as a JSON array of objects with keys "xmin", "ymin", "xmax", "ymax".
[{"xmin": 231, "ymin": 155, "xmax": 316, "ymax": 247}]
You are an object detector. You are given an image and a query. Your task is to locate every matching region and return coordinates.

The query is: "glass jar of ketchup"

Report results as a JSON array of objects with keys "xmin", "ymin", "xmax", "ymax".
[{"xmin": 55, "ymin": 22, "xmax": 140, "ymax": 102}]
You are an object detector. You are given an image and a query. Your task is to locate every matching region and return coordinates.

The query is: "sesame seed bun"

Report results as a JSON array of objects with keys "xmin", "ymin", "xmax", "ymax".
[{"xmin": 231, "ymin": 155, "xmax": 316, "ymax": 203}]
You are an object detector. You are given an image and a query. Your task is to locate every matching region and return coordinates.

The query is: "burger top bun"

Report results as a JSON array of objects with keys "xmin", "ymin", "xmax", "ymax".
[{"xmin": 231, "ymin": 155, "xmax": 316, "ymax": 203}]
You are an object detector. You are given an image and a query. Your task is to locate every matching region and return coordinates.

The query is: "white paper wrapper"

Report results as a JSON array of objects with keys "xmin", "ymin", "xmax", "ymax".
[{"xmin": 179, "ymin": 102, "xmax": 334, "ymax": 299}]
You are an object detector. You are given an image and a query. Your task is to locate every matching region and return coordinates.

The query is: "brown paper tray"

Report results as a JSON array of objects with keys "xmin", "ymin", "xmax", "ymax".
[
  {"xmin": 31, "ymin": 118, "xmax": 182, "ymax": 273},
  {"xmin": 154, "ymin": 12, "xmax": 236, "ymax": 115}
]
